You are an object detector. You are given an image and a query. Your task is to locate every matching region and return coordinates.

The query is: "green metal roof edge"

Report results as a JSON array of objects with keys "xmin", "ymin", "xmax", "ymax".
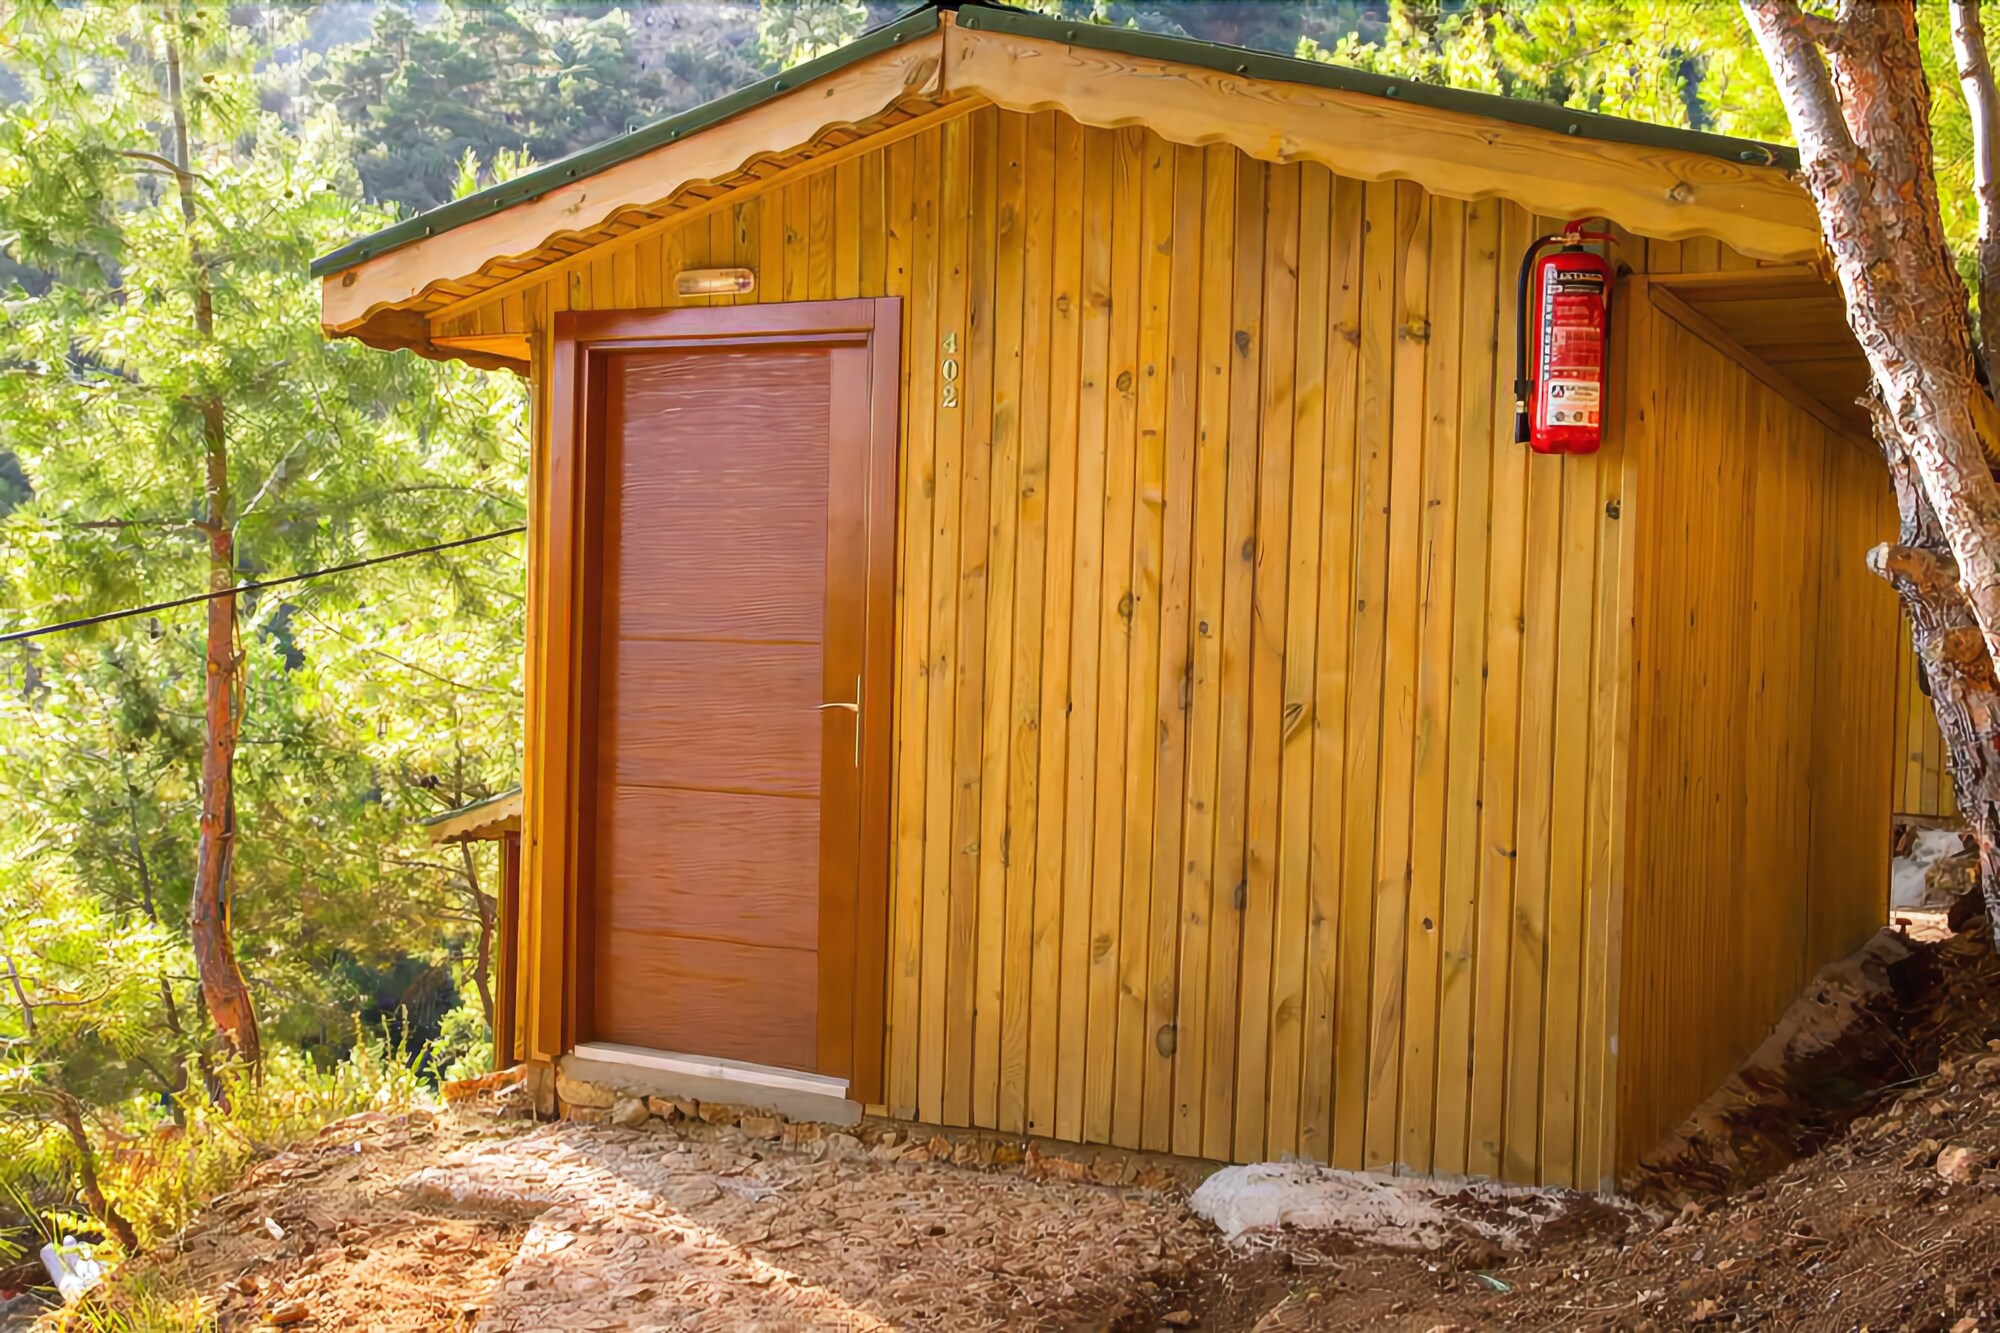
[
  {"xmin": 315, "ymin": 0, "xmax": 1800, "ymax": 285},
  {"xmin": 309, "ymin": 4, "xmax": 942, "ymax": 280},
  {"xmin": 954, "ymin": 4, "xmax": 1800, "ymax": 174},
  {"xmin": 418, "ymin": 784, "xmax": 522, "ymax": 829}
]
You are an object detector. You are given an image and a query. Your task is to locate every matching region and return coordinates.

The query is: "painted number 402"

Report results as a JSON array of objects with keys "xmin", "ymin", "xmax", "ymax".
[{"xmin": 941, "ymin": 332, "xmax": 960, "ymax": 409}]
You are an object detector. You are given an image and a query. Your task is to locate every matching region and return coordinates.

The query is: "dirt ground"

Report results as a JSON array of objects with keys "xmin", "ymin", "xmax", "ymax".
[
  {"xmin": 57, "ymin": 916, "xmax": 2000, "ymax": 1331},
  {"xmin": 80, "ymin": 1108, "xmax": 1221, "ymax": 1331}
]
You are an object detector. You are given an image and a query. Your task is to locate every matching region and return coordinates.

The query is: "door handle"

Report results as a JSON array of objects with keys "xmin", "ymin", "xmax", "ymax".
[{"xmin": 816, "ymin": 675, "xmax": 861, "ymax": 766}]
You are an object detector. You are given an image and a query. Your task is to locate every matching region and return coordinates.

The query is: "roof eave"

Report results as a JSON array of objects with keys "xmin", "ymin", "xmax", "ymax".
[
  {"xmin": 944, "ymin": 9, "xmax": 1818, "ymax": 265},
  {"xmin": 318, "ymin": 0, "xmax": 1823, "ymax": 361},
  {"xmin": 953, "ymin": 5, "xmax": 1797, "ymax": 173},
  {"xmin": 422, "ymin": 785, "xmax": 524, "ymax": 843},
  {"xmin": 311, "ymin": 4, "xmax": 944, "ymax": 282}
]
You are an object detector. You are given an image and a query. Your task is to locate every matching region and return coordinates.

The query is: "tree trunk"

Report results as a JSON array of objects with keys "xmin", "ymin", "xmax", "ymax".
[
  {"xmin": 123, "ymin": 763, "xmax": 191, "ymax": 1107},
  {"xmin": 52, "ymin": 1094, "xmax": 140, "ymax": 1255},
  {"xmin": 1744, "ymin": 0, "xmax": 2000, "ymax": 920},
  {"xmin": 1953, "ymin": 0, "xmax": 2000, "ymax": 366},
  {"xmin": 164, "ymin": 16, "xmax": 260, "ymax": 1069},
  {"xmin": 458, "ymin": 841, "xmax": 496, "ymax": 1030},
  {"xmin": 124, "ymin": 776, "xmax": 190, "ymax": 1122},
  {"xmin": 1869, "ymin": 423, "xmax": 2000, "ymax": 911},
  {"xmin": 4, "ymin": 958, "xmax": 140, "ymax": 1253}
]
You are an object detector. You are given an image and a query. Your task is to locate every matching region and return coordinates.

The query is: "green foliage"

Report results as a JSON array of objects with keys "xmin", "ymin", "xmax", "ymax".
[
  {"xmin": 0, "ymin": 2, "xmax": 524, "ymax": 1239},
  {"xmin": 19, "ymin": 1038, "xmax": 421, "ymax": 1331},
  {"xmin": 311, "ymin": 2, "xmax": 757, "ymax": 214},
  {"xmin": 759, "ymin": 0, "xmax": 868, "ymax": 69},
  {"xmin": 98, "ymin": 1040, "xmax": 427, "ymax": 1250},
  {"xmin": 56, "ymin": 1274, "xmax": 217, "ymax": 1333},
  {"xmin": 429, "ymin": 1000, "xmax": 492, "ymax": 1084},
  {"xmin": 1290, "ymin": 0, "xmax": 1987, "ymax": 273}
]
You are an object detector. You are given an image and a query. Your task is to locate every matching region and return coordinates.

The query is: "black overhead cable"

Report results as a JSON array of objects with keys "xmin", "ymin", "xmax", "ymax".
[{"xmin": 0, "ymin": 526, "xmax": 527, "ymax": 645}]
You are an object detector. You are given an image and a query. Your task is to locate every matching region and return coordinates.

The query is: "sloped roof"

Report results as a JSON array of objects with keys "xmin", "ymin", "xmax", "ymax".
[
  {"xmin": 315, "ymin": 1, "xmax": 1795, "ymax": 284},
  {"xmin": 422, "ymin": 786, "xmax": 523, "ymax": 843},
  {"xmin": 312, "ymin": 4, "xmax": 942, "ymax": 282},
  {"xmin": 317, "ymin": 1, "xmax": 1821, "ymax": 364}
]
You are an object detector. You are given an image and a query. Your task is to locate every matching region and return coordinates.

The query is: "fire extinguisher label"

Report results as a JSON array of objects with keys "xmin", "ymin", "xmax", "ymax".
[{"xmin": 1543, "ymin": 378, "xmax": 1600, "ymax": 425}]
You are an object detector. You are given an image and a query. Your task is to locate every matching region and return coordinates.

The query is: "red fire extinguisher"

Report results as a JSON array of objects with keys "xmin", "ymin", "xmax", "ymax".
[{"xmin": 1514, "ymin": 219, "xmax": 1616, "ymax": 455}]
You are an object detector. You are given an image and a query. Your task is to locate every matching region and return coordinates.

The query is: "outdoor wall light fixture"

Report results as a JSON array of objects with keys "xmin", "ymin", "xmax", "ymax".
[{"xmin": 675, "ymin": 267, "xmax": 756, "ymax": 297}]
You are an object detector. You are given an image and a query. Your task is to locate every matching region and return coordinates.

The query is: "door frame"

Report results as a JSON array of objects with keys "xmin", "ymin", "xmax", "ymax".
[{"xmin": 543, "ymin": 298, "xmax": 901, "ymax": 1102}]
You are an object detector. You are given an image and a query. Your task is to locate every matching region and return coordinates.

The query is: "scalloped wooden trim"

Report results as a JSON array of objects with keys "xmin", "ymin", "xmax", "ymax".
[
  {"xmin": 418, "ymin": 99, "xmax": 979, "ymax": 334},
  {"xmin": 942, "ymin": 23, "xmax": 1822, "ymax": 265},
  {"xmin": 330, "ymin": 12, "xmax": 1824, "ymax": 357},
  {"xmin": 319, "ymin": 32, "xmax": 947, "ymax": 334}
]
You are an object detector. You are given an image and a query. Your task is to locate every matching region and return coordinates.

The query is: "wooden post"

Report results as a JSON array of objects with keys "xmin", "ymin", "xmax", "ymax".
[{"xmin": 498, "ymin": 832, "xmax": 522, "ymax": 1070}]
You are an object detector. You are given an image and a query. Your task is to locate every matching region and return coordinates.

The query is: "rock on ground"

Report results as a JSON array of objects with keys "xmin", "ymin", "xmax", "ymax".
[{"xmin": 1187, "ymin": 1161, "xmax": 1645, "ymax": 1249}]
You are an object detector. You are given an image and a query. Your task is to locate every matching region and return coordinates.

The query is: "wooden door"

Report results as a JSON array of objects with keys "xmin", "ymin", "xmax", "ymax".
[{"xmin": 564, "ymin": 302, "xmax": 899, "ymax": 1094}]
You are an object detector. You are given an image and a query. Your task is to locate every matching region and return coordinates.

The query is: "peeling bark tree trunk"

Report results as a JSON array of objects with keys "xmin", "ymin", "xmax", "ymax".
[
  {"xmin": 1869, "ymin": 420, "xmax": 2000, "ymax": 896},
  {"xmin": 164, "ymin": 17, "xmax": 260, "ymax": 1070},
  {"xmin": 1744, "ymin": 0, "xmax": 2000, "ymax": 921}
]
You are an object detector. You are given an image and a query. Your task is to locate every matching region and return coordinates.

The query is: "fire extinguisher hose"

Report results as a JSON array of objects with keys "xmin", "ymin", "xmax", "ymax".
[{"xmin": 1513, "ymin": 233, "xmax": 1561, "ymax": 445}]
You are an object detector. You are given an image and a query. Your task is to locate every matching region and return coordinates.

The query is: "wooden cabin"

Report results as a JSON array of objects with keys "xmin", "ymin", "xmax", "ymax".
[{"xmin": 319, "ymin": 3, "xmax": 1908, "ymax": 1191}]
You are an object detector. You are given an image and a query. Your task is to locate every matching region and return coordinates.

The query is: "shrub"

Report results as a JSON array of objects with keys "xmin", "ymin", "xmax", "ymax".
[
  {"xmin": 428, "ymin": 1002, "xmax": 493, "ymax": 1085},
  {"xmin": 96, "ymin": 1033, "xmax": 429, "ymax": 1251}
]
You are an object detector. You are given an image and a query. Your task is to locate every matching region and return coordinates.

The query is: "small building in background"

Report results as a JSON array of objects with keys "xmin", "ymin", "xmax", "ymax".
[{"xmin": 422, "ymin": 786, "xmax": 523, "ymax": 1074}]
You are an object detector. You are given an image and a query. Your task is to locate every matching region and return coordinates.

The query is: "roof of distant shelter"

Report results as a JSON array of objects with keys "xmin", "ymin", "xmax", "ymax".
[{"xmin": 421, "ymin": 786, "xmax": 523, "ymax": 844}]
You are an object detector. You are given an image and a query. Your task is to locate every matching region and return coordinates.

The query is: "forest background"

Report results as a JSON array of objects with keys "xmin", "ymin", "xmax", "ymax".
[{"xmin": 0, "ymin": 0, "xmax": 1977, "ymax": 1252}]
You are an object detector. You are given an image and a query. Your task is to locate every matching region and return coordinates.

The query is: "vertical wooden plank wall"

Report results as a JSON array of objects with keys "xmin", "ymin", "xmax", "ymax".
[
  {"xmin": 484, "ymin": 108, "xmax": 1897, "ymax": 1187},
  {"xmin": 1806, "ymin": 438, "xmax": 1901, "ymax": 964},
  {"xmin": 1615, "ymin": 291, "xmax": 1898, "ymax": 1174},
  {"xmin": 1892, "ymin": 614, "xmax": 1958, "ymax": 819}
]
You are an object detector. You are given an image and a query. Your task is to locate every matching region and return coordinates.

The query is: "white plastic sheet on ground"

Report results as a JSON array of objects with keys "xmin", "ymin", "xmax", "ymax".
[
  {"xmin": 41, "ymin": 1236, "xmax": 103, "ymax": 1303},
  {"xmin": 1188, "ymin": 1161, "xmax": 1621, "ymax": 1251}
]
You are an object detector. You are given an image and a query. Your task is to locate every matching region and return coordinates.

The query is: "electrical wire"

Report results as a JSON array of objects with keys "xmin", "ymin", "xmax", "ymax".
[{"xmin": 0, "ymin": 525, "xmax": 526, "ymax": 645}]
